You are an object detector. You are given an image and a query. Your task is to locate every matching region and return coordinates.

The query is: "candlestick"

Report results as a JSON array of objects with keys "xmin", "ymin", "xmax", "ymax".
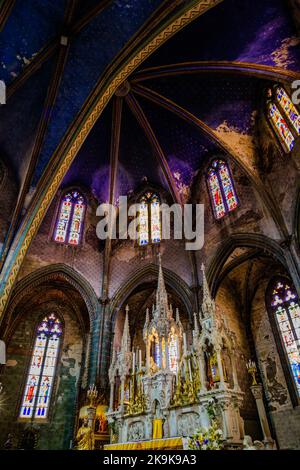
[
  {"xmin": 246, "ymin": 359, "xmax": 258, "ymax": 386},
  {"xmin": 87, "ymin": 383, "xmax": 98, "ymax": 407}
]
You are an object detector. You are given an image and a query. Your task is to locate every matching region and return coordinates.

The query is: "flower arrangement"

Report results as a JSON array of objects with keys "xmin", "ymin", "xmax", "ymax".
[{"xmin": 187, "ymin": 421, "xmax": 223, "ymax": 450}]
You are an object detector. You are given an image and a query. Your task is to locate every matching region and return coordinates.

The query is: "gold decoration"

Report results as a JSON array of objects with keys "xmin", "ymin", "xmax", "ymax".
[
  {"xmin": 246, "ymin": 360, "xmax": 258, "ymax": 386},
  {"xmin": 209, "ymin": 352, "xmax": 220, "ymax": 383},
  {"xmin": 76, "ymin": 418, "xmax": 95, "ymax": 451},
  {"xmin": 126, "ymin": 371, "xmax": 146, "ymax": 415},
  {"xmin": 87, "ymin": 384, "xmax": 98, "ymax": 407},
  {"xmin": 0, "ymin": 0, "xmax": 223, "ymax": 317},
  {"xmin": 150, "ymin": 356, "xmax": 159, "ymax": 375},
  {"xmin": 170, "ymin": 356, "xmax": 200, "ymax": 407}
]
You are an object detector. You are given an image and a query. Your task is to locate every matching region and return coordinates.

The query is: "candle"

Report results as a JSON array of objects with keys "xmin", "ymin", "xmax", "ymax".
[
  {"xmin": 183, "ymin": 333, "xmax": 187, "ymax": 354},
  {"xmin": 139, "ymin": 349, "xmax": 142, "ymax": 369},
  {"xmin": 132, "ymin": 351, "xmax": 135, "ymax": 372},
  {"xmin": 188, "ymin": 359, "xmax": 192, "ymax": 381}
]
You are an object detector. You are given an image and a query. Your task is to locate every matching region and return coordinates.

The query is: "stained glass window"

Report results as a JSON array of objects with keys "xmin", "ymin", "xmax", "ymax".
[
  {"xmin": 139, "ymin": 197, "xmax": 149, "ymax": 246},
  {"xmin": 138, "ymin": 193, "xmax": 161, "ymax": 246},
  {"xmin": 275, "ymin": 87, "xmax": 300, "ymax": 136},
  {"xmin": 270, "ymin": 279, "xmax": 300, "ymax": 397},
  {"xmin": 268, "ymin": 103, "xmax": 295, "ymax": 153},
  {"xmin": 207, "ymin": 160, "xmax": 238, "ymax": 220},
  {"xmin": 168, "ymin": 331, "xmax": 178, "ymax": 373},
  {"xmin": 153, "ymin": 339, "xmax": 160, "ymax": 368},
  {"xmin": 54, "ymin": 190, "xmax": 85, "ymax": 246},
  {"xmin": 20, "ymin": 313, "xmax": 62, "ymax": 419},
  {"xmin": 151, "ymin": 195, "xmax": 161, "ymax": 244}
]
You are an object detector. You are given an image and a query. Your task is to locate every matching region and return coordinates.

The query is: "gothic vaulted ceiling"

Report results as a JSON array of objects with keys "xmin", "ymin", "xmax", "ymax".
[
  {"xmin": 0, "ymin": 0, "xmax": 300, "ymax": 310},
  {"xmin": 1, "ymin": 0, "xmax": 300, "ymax": 204}
]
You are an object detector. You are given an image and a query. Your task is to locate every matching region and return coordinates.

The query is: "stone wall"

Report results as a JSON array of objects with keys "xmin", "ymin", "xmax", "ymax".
[
  {"xmin": 216, "ymin": 285, "xmax": 262, "ymax": 440},
  {"xmin": 193, "ymin": 155, "xmax": 281, "ymax": 274},
  {"xmin": 18, "ymin": 189, "xmax": 103, "ymax": 297},
  {"xmin": 0, "ymin": 298, "xmax": 84, "ymax": 450},
  {"xmin": 251, "ymin": 280, "xmax": 300, "ymax": 449}
]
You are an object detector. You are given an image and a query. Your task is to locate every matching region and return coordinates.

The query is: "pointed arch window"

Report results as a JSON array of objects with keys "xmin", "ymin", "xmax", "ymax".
[
  {"xmin": 269, "ymin": 278, "xmax": 300, "ymax": 397},
  {"xmin": 54, "ymin": 190, "xmax": 85, "ymax": 246},
  {"xmin": 20, "ymin": 313, "xmax": 62, "ymax": 419},
  {"xmin": 267, "ymin": 86, "xmax": 300, "ymax": 153},
  {"xmin": 138, "ymin": 192, "xmax": 161, "ymax": 246},
  {"xmin": 207, "ymin": 160, "xmax": 238, "ymax": 220}
]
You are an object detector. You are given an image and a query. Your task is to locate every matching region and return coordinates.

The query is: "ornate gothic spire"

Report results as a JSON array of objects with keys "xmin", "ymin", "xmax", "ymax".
[
  {"xmin": 201, "ymin": 263, "xmax": 216, "ymax": 318},
  {"xmin": 155, "ymin": 253, "xmax": 170, "ymax": 318},
  {"xmin": 121, "ymin": 305, "xmax": 131, "ymax": 354}
]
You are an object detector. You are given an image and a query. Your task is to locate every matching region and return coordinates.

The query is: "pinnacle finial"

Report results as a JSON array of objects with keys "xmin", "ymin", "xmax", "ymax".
[
  {"xmin": 201, "ymin": 263, "xmax": 215, "ymax": 317},
  {"xmin": 201, "ymin": 263, "xmax": 210, "ymax": 297},
  {"xmin": 156, "ymin": 252, "xmax": 168, "ymax": 313},
  {"xmin": 121, "ymin": 306, "xmax": 131, "ymax": 353}
]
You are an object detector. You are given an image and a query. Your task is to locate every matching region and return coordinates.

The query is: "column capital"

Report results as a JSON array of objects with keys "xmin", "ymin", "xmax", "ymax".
[{"xmin": 250, "ymin": 384, "xmax": 263, "ymax": 400}]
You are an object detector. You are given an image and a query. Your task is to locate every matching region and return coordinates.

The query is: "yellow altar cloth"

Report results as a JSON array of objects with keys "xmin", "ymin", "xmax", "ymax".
[
  {"xmin": 104, "ymin": 437, "xmax": 183, "ymax": 451},
  {"xmin": 152, "ymin": 419, "xmax": 163, "ymax": 439}
]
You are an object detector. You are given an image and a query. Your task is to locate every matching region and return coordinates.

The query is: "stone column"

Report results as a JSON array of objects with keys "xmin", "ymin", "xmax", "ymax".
[
  {"xmin": 97, "ymin": 302, "xmax": 112, "ymax": 387},
  {"xmin": 198, "ymin": 353, "xmax": 207, "ymax": 392},
  {"xmin": 120, "ymin": 378, "xmax": 125, "ymax": 411},
  {"xmin": 109, "ymin": 380, "xmax": 115, "ymax": 411},
  {"xmin": 216, "ymin": 348, "xmax": 225, "ymax": 388},
  {"xmin": 220, "ymin": 400, "xmax": 232, "ymax": 440},
  {"xmin": 251, "ymin": 384, "xmax": 275, "ymax": 448},
  {"xmin": 231, "ymin": 353, "xmax": 240, "ymax": 391}
]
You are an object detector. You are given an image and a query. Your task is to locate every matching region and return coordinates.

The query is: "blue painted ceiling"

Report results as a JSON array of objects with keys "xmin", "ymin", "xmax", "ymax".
[
  {"xmin": 0, "ymin": 0, "xmax": 66, "ymax": 84},
  {"xmin": 145, "ymin": 0, "xmax": 300, "ymax": 69},
  {"xmin": 0, "ymin": 0, "xmax": 299, "ymax": 207}
]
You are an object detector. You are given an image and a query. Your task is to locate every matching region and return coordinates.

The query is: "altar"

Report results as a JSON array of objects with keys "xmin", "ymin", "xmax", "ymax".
[
  {"xmin": 106, "ymin": 256, "xmax": 245, "ymax": 449},
  {"xmin": 104, "ymin": 437, "xmax": 184, "ymax": 450}
]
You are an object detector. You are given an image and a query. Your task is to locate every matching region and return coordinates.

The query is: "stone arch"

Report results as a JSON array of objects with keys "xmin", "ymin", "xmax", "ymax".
[
  {"xmin": 207, "ymin": 233, "xmax": 288, "ymax": 297},
  {"xmin": 5, "ymin": 263, "xmax": 99, "ymax": 326},
  {"xmin": 100, "ymin": 263, "xmax": 194, "ymax": 385},
  {"xmin": 110, "ymin": 263, "xmax": 193, "ymax": 323},
  {"xmin": 0, "ymin": 264, "xmax": 100, "ymax": 449},
  {"xmin": 0, "ymin": 2, "xmax": 218, "ymax": 317},
  {"xmin": 1, "ymin": 263, "xmax": 101, "ymax": 386},
  {"xmin": 151, "ymin": 398, "xmax": 163, "ymax": 415}
]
